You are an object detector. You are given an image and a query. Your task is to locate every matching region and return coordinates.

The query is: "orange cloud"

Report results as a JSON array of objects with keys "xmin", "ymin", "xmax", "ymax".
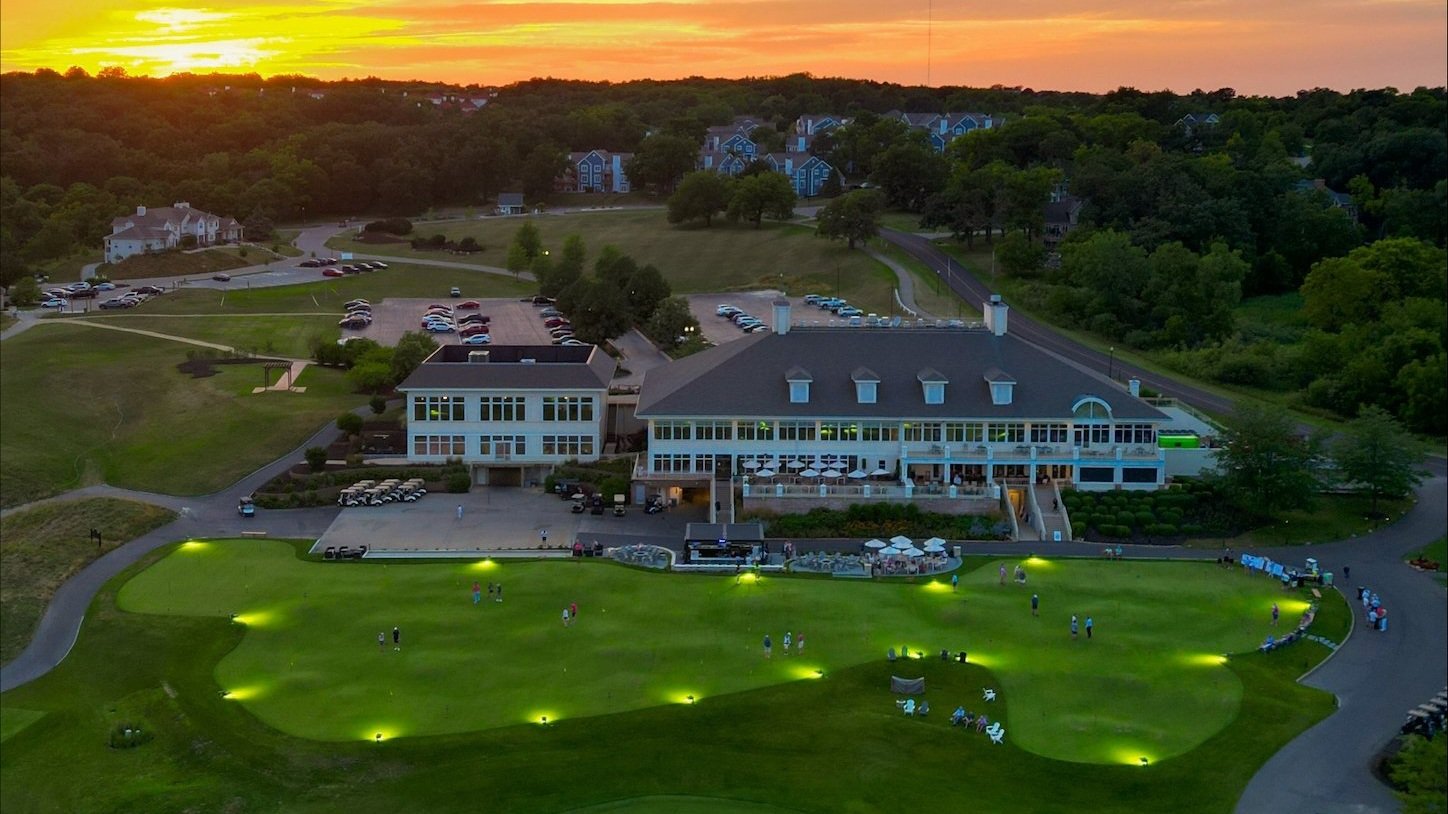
[{"xmin": 1, "ymin": 0, "xmax": 1443, "ymax": 93}]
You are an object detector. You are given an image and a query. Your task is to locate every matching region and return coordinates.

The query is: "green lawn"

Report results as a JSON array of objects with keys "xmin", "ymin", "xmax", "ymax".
[
  {"xmin": 73, "ymin": 314, "xmax": 340, "ymax": 359},
  {"xmin": 121, "ymin": 542, "xmax": 1301, "ymax": 763},
  {"xmin": 1406, "ymin": 536, "xmax": 1446, "ymax": 585},
  {"xmin": 0, "ymin": 541, "xmax": 1342, "ymax": 813},
  {"xmin": 32, "ymin": 249, "xmax": 103, "ymax": 283},
  {"xmin": 0, "ymin": 497, "xmax": 176, "ymax": 662},
  {"xmin": 328, "ymin": 211, "xmax": 902, "ymax": 314},
  {"xmin": 0, "ymin": 314, "xmax": 15, "ymax": 332},
  {"xmin": 133, "ymin": 263, "xmax": 535, "ymax": 316},
  {"xmin": 97, "ymin": 249, "xmax": 251, "ymax": 281},
  {"xmin": 0, "ymin": 326, "xmax": 364, "ymax": 507},
  {"xmin": 1225, "ymin": 494, "xmax": 1414, "ymax": 547}
]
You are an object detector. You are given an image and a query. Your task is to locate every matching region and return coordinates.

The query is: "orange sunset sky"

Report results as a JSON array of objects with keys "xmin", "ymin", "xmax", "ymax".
[{"xmin": 1, "ymin": 0, "xmax": 1445, "ymax": 94}]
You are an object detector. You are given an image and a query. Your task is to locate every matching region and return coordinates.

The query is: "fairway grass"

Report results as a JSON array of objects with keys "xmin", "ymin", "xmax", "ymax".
[
  {"xmin": 0, "ymin": 541, "xmax": 1343, "ymax": 814},
  {"xmin": 327, "ymin": 212, "xmax": 902, "ymax": 314},
  {"xmin": 0, "ymin": 326, "xmax": 363, "ymax": 507},
  {"xmin": 119, "ymin": 541, "xmax": 1304, "ymax": 764}
]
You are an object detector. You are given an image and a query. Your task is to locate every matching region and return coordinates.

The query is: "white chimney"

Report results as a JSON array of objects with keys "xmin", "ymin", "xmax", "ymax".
[
  {"xmin": 983, "ymin": 294, "xmax": 1008, "ymax": 337},
  {"xmin": 772, "ymin": 298, "xmax": 791, "ymax": 335},
  {"xmin": 136, "ymin": 205, "xmax": 147, "ymax": 216},
  {"xmin": 174, "ymin": 201, "xmax": 190, "ymax": 209},
  {"xmin": 1129, "ymin": 378, "xmax": 1141, "ymax": 397}
]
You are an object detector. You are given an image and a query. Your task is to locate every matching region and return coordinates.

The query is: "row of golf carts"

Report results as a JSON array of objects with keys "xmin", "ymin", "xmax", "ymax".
[{"xmin": 338, "ymin": 478, "xmax": 428, "ymax": 507}]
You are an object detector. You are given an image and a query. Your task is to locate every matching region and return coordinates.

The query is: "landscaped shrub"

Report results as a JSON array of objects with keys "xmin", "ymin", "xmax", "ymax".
[
  {"xmin": 107, "ymin": 723, "xmax": 153, "ymax": 749},
  {"xmin": 1134, "ymin": 511, "xmax": 1156, "ymax": 526},
  {"xmin": 336, "ymin": 413, "xmax": 364, "ymax": 435},
  {"xmin": 304, "ymin": 446, "xmax": 327, "ymax": 472},
  {"xmin": 369, "ymin": 395, "xmax": 387, "ymax": 414},
  {"xmin": 1145, "ymin": 523, "xmax": 1179, "ymax": 537},
  {"xmin": 446, "ymin": 472, "xmax": 472, "ymax": 493},
  {"xmin": 364, "ymin": 217, "xmax": 413, "ymax": 235},
  {"xmin": 1180, "ymin": 523, "xmax": 1204, "ymax": 535}
]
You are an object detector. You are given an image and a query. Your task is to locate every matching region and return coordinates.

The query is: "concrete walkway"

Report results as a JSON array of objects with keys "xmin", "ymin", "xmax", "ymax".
[{"xmin": 865, "ymin": 247, "xmax": 934, "ymax": 319}]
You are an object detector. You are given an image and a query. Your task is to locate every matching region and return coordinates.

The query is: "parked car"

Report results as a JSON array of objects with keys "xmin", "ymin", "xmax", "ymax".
[
  {"xmin": 299, "ymin": 259, "xmax": 320, "ymax": 268},
  {"xmin": 459, "ymin": 324, "xmax": 489, "ymax": 337},
  {"xmin": 462, "ymin": 333, "xmax": 492, "ymax": 345},
  {"xmin": 457, "ymin": 314, "xmax": 489, "ymax": 325},
  {"xmin": 838, "ymin": 306, "xmax": 863, "ymax": 317},
  {"xmin": 544, "ymin": 317, "xmax": 570, "ymax": 328},
  {"xmin": 41, "ymin": 298, "xmax": 68, "ymax": 308},
  {"xmin": 342, "ymin": 265, "xmax": 361, "ymax": 274},
  {"xmin": 369, "ymin": 261, "xmax": 389, "ymax": 269},
  {"xmin": 540, "ymin": 307, "xmax": 561, "ymax": 317},
  {"xmin": 716, "ymin": 304, "xmax": 740, "ymax": 316},
  {"xmin": 340, "ymin": 316, "xmax": 370, "ymax": 328},
  {"xmin": 744, "ymin": 324, "xmax": 769, "ymax": 333},
  {"xmin": 94, "ymin": 282, "xmax": 116, "ymax": 291},
  {"xmin": 450, "ymin": 287, "xmax": 462, "ymax": 298},
  {"xmin": 560, "ymin": 338, "xmax": 589, "ymax": 347},
  {"xmin": 212, "ymin": 273, "xmax": 232, "ymax": 282},
  {"xmin": 803, "ymin": 294, "xmax": 823, "ymax": 304},
  {"xmin": 425, "ymin": 323, "xmax": 456, "ymax": 333},
  {"xmin": 344, "ymin": 299, "xmax": 370, "ymax": 309},
  {"xmin": 531, "ymin": 295, "xmax": 555, "ymax": 305},
  {"xmin": 98, "ymin": 298, "xmax": 131, "ymax": 309},
  {"xmin": 457, "ymin": 300, "xmax": 481, "ymax": 310},
  {"xmin": 322, "ymin": 268, "xmax": 345, "ymax": 277},
  {"xmin": 69, "ymin": 288, "xmax": 98, "ymax": 299},
  {"xmin": 135, "ymin": 285, "xmax": 165, "ymax": 295}
]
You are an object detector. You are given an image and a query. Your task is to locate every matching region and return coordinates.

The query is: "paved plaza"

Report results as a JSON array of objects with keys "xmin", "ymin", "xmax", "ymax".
[{"xmin": 311, "ymin": 487, "xmax": 703, "ymax": 554}]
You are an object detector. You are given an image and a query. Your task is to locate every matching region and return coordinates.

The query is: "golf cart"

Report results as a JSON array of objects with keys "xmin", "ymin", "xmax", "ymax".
[
  {"xmin": 612, "ymin": 494, "xmax": 627, "ymax": 517},
  {"xmin": 238, "ymin": 496, "xmax": 256, "ymax": 518},
  {"xmin": 570, "ymin": 493, "xmax": 586, "ymax": 513}
]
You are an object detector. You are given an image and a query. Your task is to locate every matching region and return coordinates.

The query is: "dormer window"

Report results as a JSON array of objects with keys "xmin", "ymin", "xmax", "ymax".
[
  {"xmin": 852, "ymin": 366, "xmax": 880, "ymax": 404},
  {"xmin": 984, "ymin": 368, "xmax": 1016, "ymax": 406},
  {"xmin": 786, "ymin": 366, "xmax": 813, "ymax": 404},
  {"xmin": 918, "ymin": 368, "xmax": 948, "ymax": 405}
]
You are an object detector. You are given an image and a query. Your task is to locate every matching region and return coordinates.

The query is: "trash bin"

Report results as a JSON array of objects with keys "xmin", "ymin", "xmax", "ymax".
[
  {"xmin": 952, "ymin": 545, "xmax": 962, "ymax": 559},
  {"xmin": 1322, "ymin": 571, "xmax": 1333, "ymax": 586}
]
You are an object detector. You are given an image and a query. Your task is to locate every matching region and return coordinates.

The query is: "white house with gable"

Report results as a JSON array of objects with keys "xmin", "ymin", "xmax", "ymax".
[{"xmin": 104, "ymin": 202, "xmax": 243, "ymax": 263}]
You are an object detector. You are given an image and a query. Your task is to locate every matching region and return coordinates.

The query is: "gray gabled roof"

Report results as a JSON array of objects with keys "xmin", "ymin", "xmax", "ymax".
[
  {"xmin": 397, "ymin": 345, "xmax": 614, "ymax": 391},
  {"xmin": 636, "ymin": 329, "xmax": 1166, "ymax": 421},
  {"xmin": 497, "ymin": 192, "xmax": 524, "ymax": 206}
]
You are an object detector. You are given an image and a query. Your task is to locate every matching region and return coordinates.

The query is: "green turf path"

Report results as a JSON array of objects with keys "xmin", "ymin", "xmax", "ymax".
[{"xmin": 117, "ymin": 541, "xmax": 1303, "ymax": 763}]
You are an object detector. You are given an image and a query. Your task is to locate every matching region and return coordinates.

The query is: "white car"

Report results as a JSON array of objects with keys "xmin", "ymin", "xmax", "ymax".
[{"xmin": 41, "ymin": 297, "xmax": 68, "ymax": 308}]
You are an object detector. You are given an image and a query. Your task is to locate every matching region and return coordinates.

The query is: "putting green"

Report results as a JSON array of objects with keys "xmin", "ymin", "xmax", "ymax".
[{"xmin": 117, "ymin": 540, "xmax": 1304, "ymax": 763}]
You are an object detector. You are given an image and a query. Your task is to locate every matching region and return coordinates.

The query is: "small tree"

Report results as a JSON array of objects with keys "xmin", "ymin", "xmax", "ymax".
[
  {"xmin": 995, "ymin": 231, "xmax": 1047, "ymax": 277},
  {"xmin": 1331, "ymin": 405, "xmax": 1424, "ymax": 517},
  {"xmin": 9, "ymin": 276, "xmax": 41, "ymax": 306},
  {"xmin": 304, "ymin": 446, "xmax": 328, "ymax": 472},
  {"xmin": 727, "ymin": 172, "xmax": 796, "ymax": 228},
  {"xmin": 505, "ymin": 242, "xmax": 530, "ymax": 279},
  {"xmin": 369, "ymin": 395, "xmax": 387, "ymax": 414},
  {"xmin": 667, "ymin": 171, "xmax": 732, "ymax": 227},
  {"xmin": 815, "ymin": 189, "xmax": 884, "ymax": 249},
  {"xmin": 337, "ymin": 412, "xmax": 364, "ymax": 436},
  {"xmin": 817, "ymin": 170, "xmax": 844, "ymax": 199},
  {"xmin": 1212, "ymin": 402, "xmax": 1326, "ymax": 520}
]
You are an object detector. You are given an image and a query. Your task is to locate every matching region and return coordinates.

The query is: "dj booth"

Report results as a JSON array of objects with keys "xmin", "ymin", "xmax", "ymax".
[{"xmin": 683, "ymin": 522, "xmax": 765, "ymax": 563}]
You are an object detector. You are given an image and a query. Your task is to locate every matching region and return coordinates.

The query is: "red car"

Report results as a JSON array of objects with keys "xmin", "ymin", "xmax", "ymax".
[
  {"xmin": 459, "ymin": 324, "xmax": 489, "ymax": 337},
  {"xmin": 322, "ymin": 268, "xmax": 345, "ymax": 277},
  {"xmin": 456, "ymin": 300, "xmax": 481, "ymax": 310}
]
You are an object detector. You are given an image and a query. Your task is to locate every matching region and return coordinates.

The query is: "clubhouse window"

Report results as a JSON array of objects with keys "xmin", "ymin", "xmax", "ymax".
[
  {"xmin": 945, "ymin": 422, "xmax": 984, "ymax": 443},
  {"xmin": 480, "ymin": 396, "xmax": 525, "ymax": 422},
  {"xmin": 479, "ymin": 435, "xmax": 526, "ymax": 456},
  {"xmin": 903, "ymin": 422, "xmax": 943, "ymax": 443},
  {"xmin": 1114, "ymin": 424, "xmax": 1156, "ymax": 444},
  {"xmin": 819, "ymin": 422, "xmax": 858, "ymax": 442},
  {"xmin": 694, "ymin": 421, "xmax": 733, "ymax": 441},
  {"xmin": 988, "ymin": 423, "xmax": 1025, "ymax": 443},
  {"xmin": 543, "ymin": 396, "xmax": 594, "ymax": 422},
  {"xmin": 861, "ymin": 422, "xmax": 899, "ymax": 442},
  {"xmin": 778, "ymin": 421, "xmax": 817, "ymax": 441},
  {"xmin": 413, "ymin": 395, "xmax": 465, "ymax": 422},
  {"xmin": 1031, "ymin": 424, "xmax": 1069, "ymax": 443},
  {"xmin": 413, "ymin": 435, "xmax": 466, "ymax": 456},
  {"xmin": 652, "ymin": 454, "xmax": 692, "ymax": 473},
  {"xmin": 1122, "ymin": 467, "xmax": 1157, "ymax": 483},
  {"xmin": 542, "ymin": 435, "xmax": 594, "ymax": 457},
  {"xmin": 736, "ymin": 420, "xmax": 775, "ymax": 441},
  {"xmin": 653, "ymin": 421, "xmax": 691, "ymax": 441}
]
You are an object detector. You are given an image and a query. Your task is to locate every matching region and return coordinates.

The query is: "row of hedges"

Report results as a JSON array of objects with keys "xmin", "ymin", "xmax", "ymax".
[
  {"xmin": 255, "ymin": 462, "xmax": 471, "ymax": 508},
  {"xmin": 1063, "ymin": 479, "xmax": 1237, "ymax": 540},
  {"xmin": 744, "ymin": 503, "xmax": 1009, "ymax": 540},
  {"xmin": 364, "ymin": 217, "xmax": 413, "ymax": 235},
  {"xmin": 409, "ymin": 234, "xmax": 485, "ymax": 253}
]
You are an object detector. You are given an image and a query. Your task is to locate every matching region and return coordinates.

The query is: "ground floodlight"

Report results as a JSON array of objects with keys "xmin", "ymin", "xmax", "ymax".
[
  {"xmin": 230, "ymin": 613, "xmax": 238, "ymax": 623},
  {"xmin": 1139, "ymin": 756, "xmax": 1149, "ymax": 767},
  {"xmin": 376, "ymin": 733, "xmax": 382, "ymax": 744},
  {"xmin": 815, "ymin": 669, "xmax": 824, "ymax": 678},
  {"xmin": 687, "ymin": 695, "xmax": 695, "ymax": 704},
  {"xmin": 218, "ymin": 689, "xmax": 230, "ymax": 698},
  {"xmin": 541, "ymin": 716, "xmax": 548, "ymax": 725}
]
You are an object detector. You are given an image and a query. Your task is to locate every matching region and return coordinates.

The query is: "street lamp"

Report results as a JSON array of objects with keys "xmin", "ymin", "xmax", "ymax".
[{"xmin": 1108, "ymin": 346, "xmax": 1116, "ymax": 381}]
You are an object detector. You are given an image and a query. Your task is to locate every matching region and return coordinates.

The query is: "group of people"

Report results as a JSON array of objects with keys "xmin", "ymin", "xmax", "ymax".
[
  {"xmin": 562, "ymin": 601, "xmax": 580, "ymax": 626},
  {"xmin": 951, "ymin": 706, "xmax": 995, "ymax": 732},
  {"xmin": 997, "ymin": 563, "xmax": 1029, "ymax": 586},
  {"xmin": 761, "ymin": 630, "xmax": 805, "ymax": 658},
  {"xmin": 471, "ymin": 581, "xmax": 504, "ymax": 604},
  {"xmin": 1358, "ymin": 587, "xmax": 1389, "ymax": 631},
  {"xmin": 377, "ymin": 626, "xmax": 401, "ymax": 651},
  {"xmin": 1070, "ymin": 614, "xmax": 1094, "ymax": 639}
]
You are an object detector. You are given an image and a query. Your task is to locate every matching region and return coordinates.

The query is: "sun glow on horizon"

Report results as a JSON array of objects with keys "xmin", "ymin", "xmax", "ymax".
[{"xmin": 0, "ymin": 0, "xmax": 1442, "ymax": 93}]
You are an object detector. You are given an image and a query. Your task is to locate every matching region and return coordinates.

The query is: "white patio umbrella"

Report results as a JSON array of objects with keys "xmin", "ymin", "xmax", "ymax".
[
  {"xmin": 821, "ymin": 468, "xmax": 842, "ymax": 478},
  {"xmin": 800, "ymin": 468, "xmax": 820, "ymax": 478},
  {"xmin": 870, "ymin": 467, "xmax": 891, "ymax": 477},
  {"xmin": 847, "ymin": 469, "xmax": 868, "ymax": 479},
  {"xmin": 742, "ymin": 459, "xmax": 760, "ymax": 469},
  {"xmin": 889, "ymin": 535, "xmax": 913, "ymax": 548},
  {"xmin": 879, "ymin": 545, "xmax": 902, "ymax": 556},
  {"xmin": 923, "ymin": 537, "xmax": 948, "ymax": 551},
  {"xmin": 764, "ymin": 458, "xmax": 780, "ymax": 468},
  {"xmin": 864, "ymin": 539, "xmax": 887, "ymax": 549},
  {"xmin": 755, "ymin": 468, "xmax": 776, "ymax": 478},
  {"xmin": 788, "ymin": 459, "xmax": 807, "ymax": 469},
  {"xmin": 902, "ymin": 546, "xmax": 925, "ymax": 557}
]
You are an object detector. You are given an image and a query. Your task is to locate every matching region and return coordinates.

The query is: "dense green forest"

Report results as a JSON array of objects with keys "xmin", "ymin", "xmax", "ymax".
[{"xmin": 1, "ymin": 70, "xmax": 1443, "ymax": 433}]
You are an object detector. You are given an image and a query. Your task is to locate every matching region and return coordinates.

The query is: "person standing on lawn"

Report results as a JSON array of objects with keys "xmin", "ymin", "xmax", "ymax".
[
  {"xmin": 1070, "ymin": 615, "xmax": 1079, "ymax": 640},
  {"xmin": 1031, "ymin": 593, "xmax": 1039, "ymax": 617},
  {"xmin": 472, "ymin": 581, "xmax": 482, "ymax": 605},
  {"xmin": 1085, "ymin": 616, "xmax": 1094, "ymax": 639}
]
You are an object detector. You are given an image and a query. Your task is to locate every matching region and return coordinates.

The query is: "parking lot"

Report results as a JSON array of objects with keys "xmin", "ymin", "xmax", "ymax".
[
  {"xmin": 340, "ymin": 297, "xmax": 568, "ymax": 347},
  {"xmin": 684, "ymin": 291, "xmax": 877, "ymax": 346}
]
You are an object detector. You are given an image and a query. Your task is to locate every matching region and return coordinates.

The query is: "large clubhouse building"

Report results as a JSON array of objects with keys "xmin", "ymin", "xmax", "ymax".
[
  {"xmin": 400, "ymin": 300, "xmax": 1173, "ymax": 518},
  {"xmin": 634, "ymin": 300, "xmax": 1169, "ymax": 500}
]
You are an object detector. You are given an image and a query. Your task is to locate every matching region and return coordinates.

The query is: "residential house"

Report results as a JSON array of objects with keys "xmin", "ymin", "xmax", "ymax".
[
  {"xmin": 397, "ymin": 345, "xmax": 616, "ymax": 486},
  {"xmin": 1174, "ymin": 112, "xmax": 1220, "ymax": 135},
  {"xmin": 1043, "ymin": 189, "xmax": 1085, "ymax": 251},
  {"xmin": 634, "ymin": 298, "xmax": 1170, "ymax": 516},
  {"xmin": 762, "ymin": 153, "xmax": 840, "ymax": 197},
  {"xmin": 699, "ymin": 151, "xmax": 751, "ymax": 176},
  {"xmin": 104, "ymin": 202, "xmax": 242, "ymax": 263},
  {"xmin": 495, "ymin": 193, "xmax": 526, "ymax": 215},
  {"xmin": 559, "ymin": 150, "xmax": 634, "ymax": 193},
  {"xmin": 1293, "ymin": 179, "xmax": 1358, "ymax": 222},
  {"xmin": 888, "ymin": 110, "xmax": 1001, "ymax": 152},
  {"xmin": 703, "ymin": 126, "xmax": 758, "ymax": 159}
]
